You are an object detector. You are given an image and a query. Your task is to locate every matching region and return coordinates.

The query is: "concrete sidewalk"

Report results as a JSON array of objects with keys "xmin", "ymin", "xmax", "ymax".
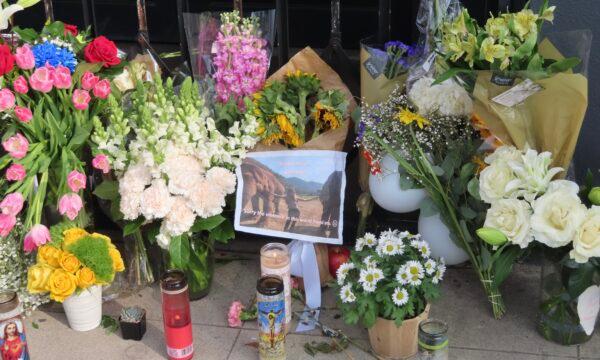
[{"xmin": 24, "ymin": 254, "xmax": 599, "ymax": 359}]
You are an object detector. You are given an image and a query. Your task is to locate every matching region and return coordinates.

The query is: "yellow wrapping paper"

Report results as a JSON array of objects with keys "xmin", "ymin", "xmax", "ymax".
[{"xmin": 473, "ymin": 40, "xmax": 588, "ymax": 172}]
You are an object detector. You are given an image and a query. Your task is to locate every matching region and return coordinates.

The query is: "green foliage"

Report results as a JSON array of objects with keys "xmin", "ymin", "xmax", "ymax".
[
  {"xmin": 49, "ymin": 221, "xmax": 77, "ymax": 247},
  {"xmin": 67, "ymin": 235, "xmax": 114, "ymax": 283}
]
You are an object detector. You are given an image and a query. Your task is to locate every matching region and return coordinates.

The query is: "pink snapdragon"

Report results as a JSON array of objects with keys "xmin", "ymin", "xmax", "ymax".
[
  {"xmin": 29, "ymin": 66, "xmax": 54, "ymax": 93},
  {"xmin": 81, "ymin": 71, "xmax": 99, "ymax": 90},
  {"xmin": 72, "ymin": 89, "xmax": 91, "ymax": 110},
  {"xmin": 13, "ymin": 76, "xmax": 29, "ymax": 94},
  {"xmin": 92, "ymin": 154, "xmax": 111, "ymax": 174},
  {"xmin": 23, "ymin": 224, "xmax": 51, "ymax": 253},
  {"xmin": 5, "ymin": 164, "xmax": 26, "ymax": 181},
  {"xmin": 14, "ymin": 45, "xmax": 35, "ymax": 70},
  {"xmin": 0, "ymin": 193, "xmax": 24, "ymax": 216},
  {"xmin": 227, "ymin": 301, "xmax": 244, "ymax": 328},
  {"xmin": 14, "ymin": 106, "xmax": 33, "ymax": 123},
  {"xmin": 92, "ymin": 79, "xmax": 111, "ymax": 99},
  {"xmin": 58, "ymin": 193, "xmax": 83, "ymax": 220},
  {"xmin": 2, "ymin": 133, "xmax": 29, "ymax": 159},
  {"xmin": 67, "ymin": 170, "xmax": 87, "ymax": 192},
  {"xmin": 0, "ymin": 214, "xmax": 16, "ymax": 237},
  {"xmin": 52, "ymin": 65, "xmax": 73, "ymax": 89},
  {"xmin": 0, "ymin": 88, "xmax": 15, "ymax": 111}
]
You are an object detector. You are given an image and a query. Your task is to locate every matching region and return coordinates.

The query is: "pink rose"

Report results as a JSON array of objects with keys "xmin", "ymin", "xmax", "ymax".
[
  {"xmin": 13, "ymin": 76, "xmax": 29, "ymax": 94},
  {"xmin": 52, "ymin": 65, "xmax": 72, "ymax": 89},
  {"xmin": 0, "ymin": 192, "xmax": 24, "ymax": 216},
  {"xmin": 92, "ymin": 79, "xmax": 111, "ymax": 99},
  {"xmin": 227, "ymin": 301, "xmax": 244, "ymax": 328},
  {"xmin": 14, "ymin": 45, "xmax": 35, "ymax": 70},
  {"xmin": 29, "ymin": 66, "xmax": 54, "ymax": 93},
  {"xmin": 80, "ymin": 71, "xmax": 99, "ymax": 90},
  {"xmin": 5, "ymin": 164, "xmax": 26, "ymax": 181},
  {"xmin": 2, "ymin": 133, "xmax": 29, "ymax": 159},
  {"xmin": 92, "ymin": 154, "xmax": 111, "ymax": 174},
  {"xmin": 0, "ymin": 214, "xmax": 16, "ymax": 238},
  {"xmin": 58, "ymin": 193, "xmax": 83, "ymax": 220},
  {"xmin": 14, "ymin": 106, "xmax": 33, "ymax": 123},
  {"xmin": 72, "ymin": 89, "xmax": 91, "ymax": 110},
  {"xmin": 0, "ymin": 88, "xmax": 15, "ymax": 111},
  {"xmin": 67, "ymin": 170, "xmax": 86, "ymax": 192},
  {"xmin": 23, "ymin": 224, "xmax": 51, "ymax": 253}
]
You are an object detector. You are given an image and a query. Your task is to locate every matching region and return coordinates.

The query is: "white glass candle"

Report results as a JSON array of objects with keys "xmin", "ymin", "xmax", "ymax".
[{"xmin": 260, "ymin": 243, "xmax": 291, "ymax": 328}]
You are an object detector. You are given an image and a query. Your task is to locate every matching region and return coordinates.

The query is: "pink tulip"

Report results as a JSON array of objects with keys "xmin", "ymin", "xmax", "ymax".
[
  {"xmin": 52, "ymin": 65, "xmax": 72, "ymax": 89},
  {"xmin": 58, "ymin": 193, "xmax": 83, "ymax": 220},
  {"xmin": 14, "ymin": 45, "xmax": 35, "ymax": 70},
  {"xmin": 72, "ymin": 89, "xmax": 91, "ymax": 110},
  {"xmin": 14, "ymin": 106, "xmax": 33, "ymax": 123},
  {"xmin": 0, "ymin": 214, "xmax": 16, "ymax": 238},
  {"xmin": 0, "ymin": 193, "xmax": 24, "ymax": 216},
  {"xmin": 67, "ymin": 170, "xmax": 86, "ymax": 192},
  {"xmin": 2, "ymin": 133, "xmax": 29, "ymax": 159},
  {"xmin": 80, "ymin": 71, "xmax": 99, "ymax": 90},
  {"xmin": 29, "ymin": 66, "xmax": 54, "ymax": 93},
  {"xmin": 5, "ymin": 164, "xmax": 26, "ymax": 181},
  {"xmin": 13, "ymin": 76, "xmax": 29, "ymax": 94},
  {"xmin": 92, "ymin": 79, "xmax": 111, "ymax": 99},
  {"xmin": 92, "ymin": 154, "xmax": 111, "ymax": 174},
  {"xmin": 23, "ymin": 224, "xmax": 51, "ymax": 253},
  {"xmin": 0, "ymin": 88, "xmax": 15, "ymax": 111}
]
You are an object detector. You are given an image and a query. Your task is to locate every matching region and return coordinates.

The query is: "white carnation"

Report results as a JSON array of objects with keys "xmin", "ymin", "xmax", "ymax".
[
  {"xmin": 205, "ymin": 167, "xmax": 237, "ymax": 194},
  {"xmin": 119, "ymin": 190, "xmax": 142, "ymax": 220},
  {"xmin": 163, "ymin": 196, "xmax": 196, "ymax": 236},
  {"xmin": 120, "ymin": 163, "xmax": 152, "ymax": 194},
  {"xmin": 187, "ymin": 178, "xmax": 227, "ymax": 218},
  {"xmin": 140, "ymin": 179, "xmax": 174, "ymax": 220},
  {"xmin": 162, "ymin": 152, "xmax": 204, "ymax": 196},
  {"xmin": 484, "ymin": 198, "xmax": 533, "ymax": 248},
  {"xmin": 156, "ymin": 233, "xmax": 171, "ymax": 249}
]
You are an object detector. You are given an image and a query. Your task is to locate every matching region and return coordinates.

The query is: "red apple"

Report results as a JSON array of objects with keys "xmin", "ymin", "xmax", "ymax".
[{"xmin": 328, "ymin": 246, "xmax": 351, "ymax": 278}]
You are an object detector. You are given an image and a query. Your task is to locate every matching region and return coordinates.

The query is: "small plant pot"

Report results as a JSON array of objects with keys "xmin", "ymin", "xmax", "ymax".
[{"xmin": 120, "ymin": 310, "xmax": 147, "ymax": 341}]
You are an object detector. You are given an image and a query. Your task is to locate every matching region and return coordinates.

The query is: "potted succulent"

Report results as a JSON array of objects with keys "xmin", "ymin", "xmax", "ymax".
[
  {"xmin": 336, "ymin": 230, "xmax": 445, "ymax": 359},
  {"xmin": 120, "ymin": 306, "xmax": 147, "ymax": 341}
]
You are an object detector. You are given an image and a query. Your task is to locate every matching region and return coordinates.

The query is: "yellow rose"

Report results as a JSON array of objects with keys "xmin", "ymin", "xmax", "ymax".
[
  {"xmin": 109, "ymin": 248, "xmax": 125, "ymax": 272},
  {"xmin": 62, "ymin": 228, "xmax": 89, "ymax": 249},
  {"xmin": 76, "ymin": 267, "xmax": 96, "ymax": 289},
  {"xmin": 37, "ymin": 245, "xmax": 62, "ymax": 268},
  {"xmin": 59, "ymin": 252, "xmax": 81, "ymax": 273},
  {"xmin": 27, "ymin": 264, "xmax": 54, "ymax": 294},
  {"xmin": 47, "ymin": 269, "xmax": 77, "ymax": 303}
]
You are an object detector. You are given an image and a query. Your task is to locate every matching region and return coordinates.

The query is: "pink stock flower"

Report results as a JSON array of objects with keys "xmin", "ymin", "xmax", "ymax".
[
  {"xmin": 80, "ymin": 71, "xmax": 99, "ymax": 90},
  {"xmin": 14, "ymin": 106, "xmax": 33, "ymax": 123},
  {"xmin": 5, "ymin": 164, "xmax": 26, "ymax": 181},
  {"xmin": 67, "ymin": 170, "xmax": 86, "ymax": 192},
  {"xmin": 2, "ymin": 133, "xmax": 29, "ymax": 159},
  {"xmin": 13, "ymin": 76, "xmax": 29, "ymax": 94},
  {"xmin": 227, "ymin": 301, "xmax": 244, "ymax": 328},
  {"xmin": 29, "ymin": 66, "xmax": 54, "ymax": 93},
  {"xmin": 0, "ymin": 192, "xmax": 24, "ymax": 216},
  {"xmin": 72, "ymin": 89, "xmax": 91, "ymax": 110},
  {"xmin": 0, "ymin": 214, "xmax": 16, "ymax": 238},
  {"xmin": 92, "ymin": 154, "xmax": 111, "ymax": 174},
  {"xmin": 0, "ymin": 88, "xmax": 15, "ymax": 111},
  {"xmin": 92, "ymin": 79, "xmax": 111, "ymax": 99},
  {"xmin": 14, "ymin": 45, "xmax": 35, "ymax": 70},
  {"xmin": 52, "ymin": 65, "xmax": 73, "ymax": 89},
  {"xmin": 58, "ymin": 193, "xmax": 83, "ymax": 220},
  {"xmin": 23, "ymin": 224, "xmax": 51, "ymax": 253}
]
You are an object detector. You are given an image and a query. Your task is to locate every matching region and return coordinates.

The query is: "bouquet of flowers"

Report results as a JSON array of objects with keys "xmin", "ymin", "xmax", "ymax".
[
  {"xmin": 91, "ymin": 75, "xmax": 259, "ymax": 294},
  {"xmin": 337, "ymin": 230, "xmax": 444, "ymax": 327},
  {"xmin": 26, "ymin": 226, "xmax": 124, "ymax": 302}
]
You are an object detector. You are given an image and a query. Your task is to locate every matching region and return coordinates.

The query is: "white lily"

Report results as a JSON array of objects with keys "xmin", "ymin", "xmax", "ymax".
[{"xmin": 0, "ymin": 3, "xmax": 23, "ymax": 31}]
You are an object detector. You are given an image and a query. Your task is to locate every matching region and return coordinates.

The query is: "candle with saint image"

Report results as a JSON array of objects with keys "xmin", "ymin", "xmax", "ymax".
[{"xmin": 260, "ymin": 243, "xmax": 291, "ymax": 328}]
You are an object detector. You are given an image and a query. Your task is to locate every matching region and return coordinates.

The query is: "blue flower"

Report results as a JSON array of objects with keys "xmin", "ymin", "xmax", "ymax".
[{"xmin": 32, "ymin": 41, "xmax": 77, "ymax": 72}]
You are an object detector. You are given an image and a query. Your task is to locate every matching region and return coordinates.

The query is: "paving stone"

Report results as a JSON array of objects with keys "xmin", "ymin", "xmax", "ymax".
[
  {"xmin": 580, "ymin": 337, "xmax": 600, "ymax": 359},
  {"xmin": 450, "ymin": 348, "xmax": 542, "ymax": 360}
]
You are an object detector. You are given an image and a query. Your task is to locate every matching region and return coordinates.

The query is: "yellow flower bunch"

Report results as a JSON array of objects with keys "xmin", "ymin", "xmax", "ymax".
[
  {"xmin": 27, "ymin": 227, "xmax": 125, "ymax": 302},
  {"xmin": 396, "ymin": 109, "xmax": 430, "ymax": 129}
]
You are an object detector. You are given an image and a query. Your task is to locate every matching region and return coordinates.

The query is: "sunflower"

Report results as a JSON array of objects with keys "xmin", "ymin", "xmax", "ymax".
[{"xmin": 314, "ymin": 102, "xmax": 341, "ymax": 131}]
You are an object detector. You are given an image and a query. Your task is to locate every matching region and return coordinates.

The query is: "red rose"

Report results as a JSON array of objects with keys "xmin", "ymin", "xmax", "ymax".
[
  {"xmin": 0, "ymin": 45, "xmax": 15, "ymax": 76},
  {"xmin": 64, "ymin": 23, "xmax": 78, "ymax": 36},
  {"xmin": 84, "ymin": 36, "xmax": 121, "ymax": 68}
]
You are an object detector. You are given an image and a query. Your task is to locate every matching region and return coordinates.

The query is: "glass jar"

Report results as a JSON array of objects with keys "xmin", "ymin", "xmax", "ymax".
[
  {"xmin": 418, "ymin": 319, "xmax": 449, "ymax": 360},
  {"xmin": 0, "ymin": 291, "xmax": 30, "ymax": 360},
  {"xmin": 161, "ymin": 270, "xmax": 194, "ymax": 360}
]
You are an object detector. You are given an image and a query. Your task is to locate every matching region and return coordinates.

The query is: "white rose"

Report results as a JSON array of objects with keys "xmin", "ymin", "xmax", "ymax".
[
  {"xmin": 484, "ymin": 199, "xmax": 533, "ymax": 248},
  {"xmin": 531, "ymin": 183, "xmax": 587, "ymax": 248},
  {"xmin": 479, "ymin": 162, "xmax": 517, "ymax": 203},
  {"xmin": 570, "ymin": 206, "xmax": 600, "ymax": 263},
  {"xmin": 484, "ymin": 145, "xmax": 522, "ymax": 165}
]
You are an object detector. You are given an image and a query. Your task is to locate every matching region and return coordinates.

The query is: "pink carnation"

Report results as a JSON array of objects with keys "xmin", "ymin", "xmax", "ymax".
[
  {"xmin": 0, "ymin": 193, "xmax": 24, "ymax": 216},
  {"xmin": 0, "ymin": 88, "xmax": 15, "ymax": 111},
  {"xmin": 23, "ymin": 224, "xmax": 51, "ymax": 253},
  {"xmin": 5, "ymin": 164, "xmax": 26, "ymax": 181},
  {"xmin": 13, "ymin": 76, "xmax": 29, "ymax": 94},
  {"xmin": 58, "ymin": 193, "xmax": 83, "ymax": 220},
  {"xmin": 227, "ymin": 301, "xmax": 244, "ymax": 328},
  {"xmin": 14, "ymin": 106, "xmax": 33, "ymax": 123},
  {"xmin": 0, "ymin": 214, "xmax": 16, "ymax": 238},
  {"xmin": 52, "ymin": 65, "xmax": 73, "ymax": 89},
  {"xmin": 67, "ymin": 170, "xmax": 86, "ymax": 192},
  {"xmin": 2, "ymin": 133, "xmax": 29, "ymax": 159},
  {"xmin": 92, "ymin": 154, "xmax": 111, "ymax": 174},
  {"xmin": 92, "ymin": 79, "xmax": 111, "ymax": 99},
  {"xmin": 72, "ymin": 89, "xmax": 91, "ymax": 110},
  {"xmin": 14, "ymin": 45, "xmax": 35, "ymax": 70},
  {"xmin": 29, "ymin": 66, "xmax": 54, "ymax": 93},
  {"xmin": 80, "ymin": 71, "xmax": 99, "ymax": 90}
]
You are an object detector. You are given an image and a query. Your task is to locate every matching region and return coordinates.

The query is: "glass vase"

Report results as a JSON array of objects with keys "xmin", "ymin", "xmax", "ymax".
[
  {"xmin": 125, "ymin": 230, "xmax": 155, "ymax": 292},
  {"xmin": 186, "ymin": 234, "xmax": 215, "ymax": 301}
]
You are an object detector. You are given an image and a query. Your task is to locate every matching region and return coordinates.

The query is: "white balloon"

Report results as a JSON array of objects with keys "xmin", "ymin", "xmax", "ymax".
[
  {"xmin": 419, "ymin": 213, "xmax": 469, "ymax": 265},
  {"xmin": 369, "ymin": 154, "xmax": 427, "ymax": 213}
]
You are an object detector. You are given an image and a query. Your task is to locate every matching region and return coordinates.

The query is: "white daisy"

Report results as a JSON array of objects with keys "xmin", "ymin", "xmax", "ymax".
[
  {"xmin": 405, "ymin": 260, "xmax": 425, "ymax": 286},
  {"xmin": 392, "ymin": 287, "xmax": 409, "ymax": 306},
  {"xmin": 362, "ymin": 281, "xmax": 377, "ymax": 293},
  {"xmin": 355, "ymin": 237, "xmax": 365, "ymax": 251},
  {"xmin": 376, "ymin": 239, "xmax": 399, "ymax": 256},
  {"xmin": 424, "ymin": 259, "xmax": 437, "ymax": 275},
  {"xmin": 432, "ymin": 260, "xmax": 447, "ymax": 284},
  {"xmin": 396, "ymin": 265, "xmax": 410, "ymax": 285},
  {"xmin": 363, "ymin": 232, "xmax": 378, "ymax": 248},
  {"xmin": 364, "ymin": 255, "xmax": 378, "ymax": 269},
  {"xmin": 359, "ymin": 267, "xmax": 384, "ymax": 293},
  {"xmin": 417, "ymin": 241, "xmax": 431, "ymax": 258},
  {"xmin": 380, "ymin": 229, "xmax": 397, "ymax": 241},
  {"xmin": 397, "ymin": 231, "xmax": 410, "ymax": 240},
  {"xmin": 336, "ymin": 262, "xmax": 355, "ymax": 285},
  {"xmin": 410, "ymin": 239, "xmax": 421, "ymax": 249},
  {"xmin": 340, "ymin": 283, "xmax": 356, "ymax": 303}
]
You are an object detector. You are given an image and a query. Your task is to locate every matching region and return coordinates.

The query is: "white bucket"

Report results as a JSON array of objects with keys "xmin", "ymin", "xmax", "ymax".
[{"xmin": 62, "ymin": 285, "xmax": 102, "ymax": 331}]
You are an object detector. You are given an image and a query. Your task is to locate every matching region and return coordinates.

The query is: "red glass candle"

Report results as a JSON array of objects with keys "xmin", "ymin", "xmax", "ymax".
[{"xmin": 161, "ymin": 270, "xmax": 194, "ymax": 360}]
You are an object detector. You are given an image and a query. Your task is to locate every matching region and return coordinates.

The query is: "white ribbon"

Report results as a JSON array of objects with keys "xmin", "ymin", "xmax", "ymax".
[{"xmin": 289, "ymin": 240, "xmax": 321, "ymax": 332}]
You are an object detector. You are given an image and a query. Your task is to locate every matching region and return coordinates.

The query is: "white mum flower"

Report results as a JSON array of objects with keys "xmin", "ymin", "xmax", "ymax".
[
  {"xmin": 424, "ymin": 259, "xmax": 437, "ymax": 275},
  {"xmin": 355, "ymin": 237, "xmax": 365, "ymax": 251},
  {"xmin": 363, "ymin": 255, "xmax": 378, "ymax": 269},
  {"xmin": 392, "ymin": 287, "xmax": 409, "ymax": 306},
  {"xmin": 359, "ymin": 267, "xmax": 384, "ymax": 293},
  {"xmin": 336, "ymin": 262, "xmax": 355, "ymax": 286},
  {"xmin": 140, "ymin": 179, "xmax": 174, "ymax": 220},
  {"xmin": 432, "ymin": 260, "xmax": 447, "ymax": 284},
  {"xmin": 363, "ymin": 232, "xmax": 377, "ymax": 248},
  {"xmin": 405, "ymin": 260, "xmax": 425, "ymax": 286},
  {"xmin": 377, "ymin": 239, "xmax": 399, "ymax": 256},
  {"xmin": 416, "ymin": 241, "xmax": 431, "ymax": 258},
  {"xmin": 340, "ymin": 283, "xmax": 356, "ymax": 303},
  {"xmin": 380, "ymin": 229, "xmax": 397, "ymax": 241},
  {"xmin": 396, "ymin": 265, "xmax": 410, "ymax": 285}
]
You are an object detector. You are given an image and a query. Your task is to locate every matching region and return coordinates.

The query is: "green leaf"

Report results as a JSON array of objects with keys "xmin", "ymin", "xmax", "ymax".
[
  {"xmin": 399, "ymin": 174, "xmax": 418, "ymax": 190},
  {"xmin": 169, "ymin": 235, "xmax": 191, "ymax": 270},
  {"xmin": 419, "ymin": 197, "xmax": 439, "ymax": 217},
  {"xmin": 16, "ymin": 0, "xmax": 40, "ymax": 8},
  {"xmin": 343, "ymin": 308, "xmax": 359, "ymax": 325},
  {"xmin": 31, "ymin": 321, "xmax": 39, "ymax": 329},
  {"xmin": 101, "ymin": 315, "xmax": 118, "ymax": 334},
  {"xmin": 492, "ymin": 246, "xmax": 522, "ymax": 288},
  {"xmin": 467, "ymin": 178, "xmax": 481, "ymax": 200},
  {"xmin": 567, "ymin": 262, "xmax": 596, "ymax": 299},
  {"xmin": 513, "ymin": 32, "xmax": 537, "ymax": 62},
  {"xmin": 527, "ymin": 53, "xmax": 544, "ymax": 73},
  {"xmin": 190, "ymin": 215, "xmax": 226, "ymax": 232},
  {"xmin": 459, "ymin": 206, "xmax": 477, "ymax": 220},
  {"xmin": 68, "ymin": 122, "xmax": 94, "ymax": 149},
  {"xmin": 123, "ymin": 218, "xmax": 144, "ymax": 236},
  {"xmin": 431, "ymin": 166, "xmax": 445, "ymax": 177},
  {"xmin": 43, "ymin": 21, "xmax": 65, "ymax": 38},
  {"xmin": 12, "ymin": 27, "xmax": 38, "ymax": 42},
  {"xmin": 209, "ymin": 220, "xmax": 235, "ymax": 244},
  {"xmin": 93, "ymin": 180, "xmax": 119, "ymax": 200},
  {"xmin": 433, "ymin": 68, "xmax": 474, "ymax": 85},
  {"xmin": 547, "ymin": 57, "xmax": 581, "ymax": 74},
  {"xmin": 73, "ymin": 62, "xmax": 103, "ymax": 84},
  {"xmin": 459, "ymin": 163, "xmax": 476, "ymax": 182}
]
